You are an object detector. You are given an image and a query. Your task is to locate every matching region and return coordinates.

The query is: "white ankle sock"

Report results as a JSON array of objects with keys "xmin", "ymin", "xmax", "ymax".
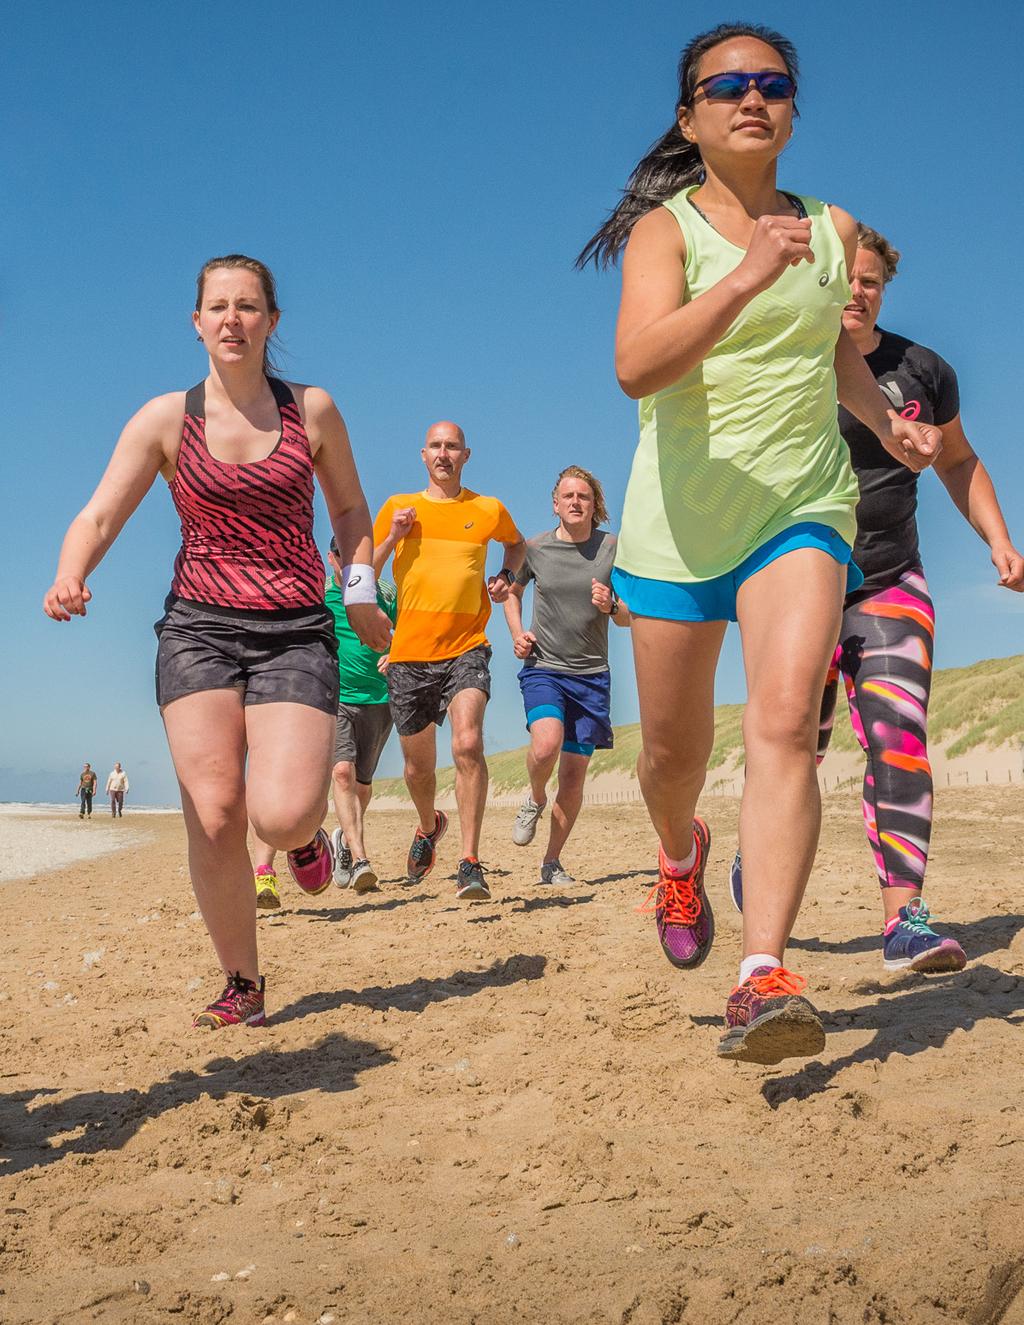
[
  {"xmin": 739, "ymin": 953, "xmax": 781, "ymax": 985},
  {"xmin": 663, "ymin": 841, "xmax": 697, "ymax": 875}
]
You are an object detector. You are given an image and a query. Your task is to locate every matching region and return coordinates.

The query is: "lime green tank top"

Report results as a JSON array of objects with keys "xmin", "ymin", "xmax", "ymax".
[{"xmin": 615, "ymin": 187, "xmax": 859, "ymax": 583}]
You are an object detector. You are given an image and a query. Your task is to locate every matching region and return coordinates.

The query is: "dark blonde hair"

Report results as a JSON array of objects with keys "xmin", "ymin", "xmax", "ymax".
[
  {"xmin": 195, "ymin": 254, "xmax": 282, "ymax": 375},
  {"xmin": 553, "ymin": 465, "xmax": 609, "ymax": 526},
  {"xmin": 856, "ymin": 223, "xmax": 900, "ymax": 283}
]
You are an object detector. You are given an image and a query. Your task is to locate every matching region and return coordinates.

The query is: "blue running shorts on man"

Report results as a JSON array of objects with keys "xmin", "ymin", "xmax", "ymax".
[{"xmin": 518, "ymin": 668, "xmax": 613, "ymax": 757}]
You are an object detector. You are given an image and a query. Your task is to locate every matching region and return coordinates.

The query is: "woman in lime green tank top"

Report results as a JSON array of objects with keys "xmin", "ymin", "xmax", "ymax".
[{"xmin": 578, "ymin": 22, "xmax": 942, "ymax": 1065}]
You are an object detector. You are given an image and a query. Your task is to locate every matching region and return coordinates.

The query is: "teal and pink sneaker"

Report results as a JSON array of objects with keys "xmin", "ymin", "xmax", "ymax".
[
  {"xmin": 717, "ymin": 966, "xmax": 825, "ymax": 1064},
  {"xmin": 287, "ymin": 828, "xmax": 334, "ymax": 896},
  {"xmin": 639, "ymin": 818, "xmax": 714, "ymax": 969},
  {"xmin": 193, "ymin": 973, "xmax": 266, "ymax": 1029},
  {"xmin": 883, "ymin": 898, "xmax": 966, "ymax": 973}
]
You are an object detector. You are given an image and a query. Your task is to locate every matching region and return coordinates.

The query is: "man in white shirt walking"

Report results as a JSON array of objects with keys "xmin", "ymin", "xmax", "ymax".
[{"xmin": 106, "ymin": 762, "xmax": 129, "ymax": 817}]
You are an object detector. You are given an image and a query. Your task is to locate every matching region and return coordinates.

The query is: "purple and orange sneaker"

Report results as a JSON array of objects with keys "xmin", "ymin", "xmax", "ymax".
[
  {"xmin": 883, "ymin": 898, "xmax": 966, "ymax": 973},
  {"xmin": 286, "ymin": 828, "xmax": 333, "ymax": 896},
  {"xmin": 407, "ymin": 810, "xmax": 449, "ymax": 882},
  {"xmin": 193, "ymin": 972, "xmax": 266, "ymax": 1029},
  {"xmin": 717, "ymin": 966, "xmax": 825, "ymax": 1064},
  {"xmin": 639, "ymin": 818, "xmax": 713, "ymax": 969}
]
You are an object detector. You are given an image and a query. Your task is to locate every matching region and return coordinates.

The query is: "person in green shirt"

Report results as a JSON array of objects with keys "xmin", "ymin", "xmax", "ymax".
[{"xmin": 253, "ymin": 539, "xmax": 397, "ymax": 908}]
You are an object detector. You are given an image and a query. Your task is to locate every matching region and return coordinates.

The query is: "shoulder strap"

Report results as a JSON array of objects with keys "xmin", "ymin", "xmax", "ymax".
[
  {"xmin": 184, "ymin": 381, "xmax": 206, "ymax": 418},
  {"xmin": 267, "ymin": 376, "xmax": 295, "ymax": 408}
]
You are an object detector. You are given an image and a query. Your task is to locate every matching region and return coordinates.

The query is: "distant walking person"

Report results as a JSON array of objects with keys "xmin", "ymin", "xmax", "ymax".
[
  {"xmin": 106, "ymin": 762, "xmax": 129, "ymax": 817},
  {"xmin": 76, "ymin": 763, "xmax": 97, "ymax": 819},
  {"xmin": 373, "ymin": 421, "xmax": 525, "ymax": 900},
  {"xmin": 44, "ymin": 254, "xmax": 390, "ymax": 1030},
  {"xmin": 504, "ymin": 466, "xmax": 631, "ymax": 884}
]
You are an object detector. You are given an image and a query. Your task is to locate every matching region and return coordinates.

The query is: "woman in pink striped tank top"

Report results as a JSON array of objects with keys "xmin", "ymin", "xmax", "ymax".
[{"xmin": 44, "ymin": 255, "xmax": 392, "ymax": 1030}]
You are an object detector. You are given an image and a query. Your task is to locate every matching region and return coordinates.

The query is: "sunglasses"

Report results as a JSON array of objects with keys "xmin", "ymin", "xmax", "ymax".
[{"xmin": 692, "ymin": 69, "xmax": 797, "ymax": 102}]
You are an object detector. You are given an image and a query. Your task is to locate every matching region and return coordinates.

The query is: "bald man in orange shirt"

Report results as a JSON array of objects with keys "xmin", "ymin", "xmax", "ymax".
[{"xmin": 373, "ymin": 421, "xmax": 525, "ymax": 900}]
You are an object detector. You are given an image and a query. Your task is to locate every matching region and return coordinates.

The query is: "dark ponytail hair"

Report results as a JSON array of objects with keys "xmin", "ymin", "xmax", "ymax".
[{"xmin": 576, "ymin": 22, "xmax": 799, "ymax": 270}]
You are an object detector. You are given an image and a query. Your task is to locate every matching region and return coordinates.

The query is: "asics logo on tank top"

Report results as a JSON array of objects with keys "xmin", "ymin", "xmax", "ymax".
[{"xmin": 880, "ymin": 379, "xmax": 922, "ymax": 420}]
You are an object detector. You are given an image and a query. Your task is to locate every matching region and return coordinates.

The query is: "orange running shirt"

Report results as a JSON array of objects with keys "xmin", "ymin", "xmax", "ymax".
[{"xmin": 374, "ymin": 489, "xmax": 521, "ymax": 663}]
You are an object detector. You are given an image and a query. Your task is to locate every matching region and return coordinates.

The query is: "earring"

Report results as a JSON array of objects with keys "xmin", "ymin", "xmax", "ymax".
[{"xmin": 196, "ymin": 334, "xmax": 203, "ymax": 342}]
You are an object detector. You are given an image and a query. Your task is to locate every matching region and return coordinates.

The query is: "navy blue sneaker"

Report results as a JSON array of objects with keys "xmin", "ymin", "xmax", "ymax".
[
  {"xmin": 883, "ymin": 898, "xmax": 966, "ymax": 973},
  {"xmin": 729, "ymin": 850, "xmax": 743, "ymax": 913}
]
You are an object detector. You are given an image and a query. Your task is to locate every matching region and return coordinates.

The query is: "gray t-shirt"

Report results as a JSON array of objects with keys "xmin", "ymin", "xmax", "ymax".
[{"xmin": 517, "ymin": 528, "xmax": 617, "ymax": 674}]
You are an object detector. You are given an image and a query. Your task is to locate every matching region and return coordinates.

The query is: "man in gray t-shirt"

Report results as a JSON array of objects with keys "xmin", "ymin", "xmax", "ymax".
[{"xmin": 503, "ymin": 466, "xmax": 631, "ymax": 885}]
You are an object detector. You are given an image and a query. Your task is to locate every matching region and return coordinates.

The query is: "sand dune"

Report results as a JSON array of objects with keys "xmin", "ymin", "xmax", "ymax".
[{"xmin": 1, "ymin": 789, "xmax": 1022, "ymax": 1323}]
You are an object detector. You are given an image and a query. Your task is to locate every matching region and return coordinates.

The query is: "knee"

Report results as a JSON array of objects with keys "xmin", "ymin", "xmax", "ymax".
[
  {"xmin": 187, "ymin": 791, "xmax": 247, "ymax": 849},
  {"xmin": 451, "ymin": 731, "xmax": 484, "ymax": 767},
  {"xmin": 250, "ymin": 806, "xmax": 322, "ymax": 850},
  {"xmin": 530, "ymin": 734, "xmax": 562, "ymax": 765},
  {"xmin": 404, "ymin": 753, "xmax": 433, "ymax": 785},
  {"xmin": 332, "ymin": 761, "xmax": 356, "ymax": 793},
  {"xmin": 744, "ymin": 697, "xmax": 818, "ymax": 757},
  {"xmin": 643, "ymin": 733, "xmax": 710, "ymax": 783}
]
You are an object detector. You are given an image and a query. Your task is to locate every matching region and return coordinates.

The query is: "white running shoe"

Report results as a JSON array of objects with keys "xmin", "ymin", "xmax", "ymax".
[
  {"xmin": 512, "ymin": 796, "xmax": 545, "ymax": 846},
  {"xmin": 332, "ymin": 827, "xmax": 353, "ymax": 888},
  {"xmin": 540, "ymin": 859, "xmax": 575, "ymax": 886},
  {"xmin": 350, "ymin": 859, "xmax": 380, "ymax": 894}
]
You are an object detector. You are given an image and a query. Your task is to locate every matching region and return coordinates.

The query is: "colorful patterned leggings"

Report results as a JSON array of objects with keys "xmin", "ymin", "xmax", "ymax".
[{"xmin": 817, "ymin": 568, "xmax": 935, "ymax": 890}]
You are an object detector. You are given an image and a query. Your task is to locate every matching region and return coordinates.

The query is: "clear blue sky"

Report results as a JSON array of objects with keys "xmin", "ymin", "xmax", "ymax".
[{"xmin": 3, "ymin": 0, "xmax": 1022, "ymax": 804}]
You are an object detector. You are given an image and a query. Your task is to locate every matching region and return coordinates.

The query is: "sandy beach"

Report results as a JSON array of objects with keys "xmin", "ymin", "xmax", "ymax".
[{"xmin": 1, "ymin": 789, "xmax": 1022, "ymax": 1324}]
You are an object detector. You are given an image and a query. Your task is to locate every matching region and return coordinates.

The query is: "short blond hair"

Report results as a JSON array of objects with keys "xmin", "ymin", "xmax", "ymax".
[
  {"xmin": 552, "ymin": 465, "xmax": 608, "ymax": 526},
  {"xmin": 856, "ymin": 223, "xmax": 900, "ymax": 283}
]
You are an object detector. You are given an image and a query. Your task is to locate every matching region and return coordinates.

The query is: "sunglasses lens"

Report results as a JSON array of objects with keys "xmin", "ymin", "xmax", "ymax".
[
  {"xmin": 759, "ymin": 73, "xmax": 795, "ymax": 99},
  {"xmin": 703, "ymin": 73, "xmax": 748, "ymax": 100}
]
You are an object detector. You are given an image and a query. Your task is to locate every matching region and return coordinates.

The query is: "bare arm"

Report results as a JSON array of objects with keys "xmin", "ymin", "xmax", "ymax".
[
  {"xmin": 502, "ymin": 581, "xmax": 537, "ymax": 659},
  {"xmin": 373, "ymin": 506, "xmax": 416, "ymax": 576},
  {"xmin": 830, "ymin": 209, "xmax": 941, "ymax": 473},
  {"xmin": 590, "ymin": 579, "xmax": 631, "ymax": 627},
  {"xmin": 43, "ymin": 394, "xmax": 182, "ymax": 621},
  {"xmin": 302, "ymin": 386, "xmax": 392, "ymax": 651},
  {"xmin": 487, "ymin": 537, "xmax": 527, "ymax": 604},
  {"xmin": 932, "ymin": 414, "xmax": 1024, "ymax": 590},
  {"xmin": 615, "ymin": 206, "xmax": 816, "ymax": 399}
]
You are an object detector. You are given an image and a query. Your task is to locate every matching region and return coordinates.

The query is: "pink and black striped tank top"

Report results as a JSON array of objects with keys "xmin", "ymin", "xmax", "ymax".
[{"xmin": 169, "ymin": 377, "xmax": 324, "ymax": 611}]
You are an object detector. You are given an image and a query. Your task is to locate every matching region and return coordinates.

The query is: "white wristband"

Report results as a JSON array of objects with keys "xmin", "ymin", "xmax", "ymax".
[{"xmin": 341, "ymin": 563, "xmax": 377, "ymax": 607}]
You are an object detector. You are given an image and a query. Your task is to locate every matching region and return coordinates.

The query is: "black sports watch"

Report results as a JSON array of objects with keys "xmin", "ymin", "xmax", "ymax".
[{"xmin": 495, "ymin": 568, "xmax": 515, "ymax": 586}]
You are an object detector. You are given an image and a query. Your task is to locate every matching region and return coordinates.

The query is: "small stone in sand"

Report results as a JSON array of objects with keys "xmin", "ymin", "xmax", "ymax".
[
  {"xmin": 211, "ymin": 1271, "xmax": 230, "ymax": 1282},
  {"xmin": 212, "ymin": 1179, "xmax": 236, "ymax": 1205}
]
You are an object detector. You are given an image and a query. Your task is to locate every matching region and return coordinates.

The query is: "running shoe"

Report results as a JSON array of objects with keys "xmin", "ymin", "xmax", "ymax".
[
  {"xmin": 254, "ymin": 866, "xmax": 281, "ymax": 911},
  {"xmin": 512, "ymin": 796, "xmax": 545, "ymax": 846},
  {"xmin": 407, "ymin": 810, "xmax": 449, "ymax": 882},
  {"xmin": 639, "ymin": 818, "xmax": 714, "ymax": 970},
  {"xmin": 286, "ymin": 828, "xmax": 334, "ymax": 896},
  {"xmin": 331, "ymin": 827, "xmax": 353, "ymax": 888},
  {"xmin": 193, "ymin": 973, "xmax": 266, "ymax": 1029},
  {"xmin": 883, "ymin": 898, "xmax": 966, "ymax": 973},
  {"xmin": 350, "ymin": 859, "xmax": 380, "ymax": 894},
  {"xmin": 717, "ymin": 966, "xmax": 825, "ymax": 1064},
  {"xmin": 729, "ymin": 850, "xmax": 743, "ymax": 912},
  {"xmin": 540, "ymin": 859, "xmax": 575, "ymax": 886},
  {"xmin": 456, "ymin": 857, "xmax": 490, "ymax": 900}
]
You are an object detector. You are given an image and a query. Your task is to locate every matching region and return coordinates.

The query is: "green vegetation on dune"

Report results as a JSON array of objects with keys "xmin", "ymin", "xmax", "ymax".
[{"xmin": 374, "ymin": 654, "xmax": 1023, "ymax": 799}]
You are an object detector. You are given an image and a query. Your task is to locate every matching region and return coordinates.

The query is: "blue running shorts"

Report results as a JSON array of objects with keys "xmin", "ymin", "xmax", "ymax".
[
  {"xmin": 517, "ymin": 667, "xmax": 613, "ymax": 756},
  {"xmin": 611, "ymin": 522, "xmax": 863, "ymax": 624}
]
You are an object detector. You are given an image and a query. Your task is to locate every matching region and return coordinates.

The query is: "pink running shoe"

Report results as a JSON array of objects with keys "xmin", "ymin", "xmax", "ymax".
[
  {"xmin": 639, "ymin": 817, "xmax": 714, "ymax": 969},
  {"xmin": 717, "ymin": 966, "xmax": 824, "ymax": 1064},
  {"xmin": 287, "ymin": 827, "xmax": 334, "ymax": 896},
  {"xmin": 193, "ymin": 973, "xmax": 266, "ymax": 1029}
]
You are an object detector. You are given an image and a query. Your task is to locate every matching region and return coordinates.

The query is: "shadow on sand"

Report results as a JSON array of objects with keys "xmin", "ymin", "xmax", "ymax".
[{"xmin": 0, "ymin": 1030, "xmax": 391, "ymax": 1177}]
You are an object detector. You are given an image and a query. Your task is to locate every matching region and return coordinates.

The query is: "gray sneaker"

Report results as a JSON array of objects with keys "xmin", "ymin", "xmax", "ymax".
[
  {"xmin": 350, "ymin": 859, "xmax": 380, "ymax": 894},
  {"xmin": 540, "ymin": 859, "xmax": 575, "ymax": 886},
  {"xmin": 512, "ymin": 796, "xmax": 545, "ymax": 846},
  {"xmin": 331, "ymin": 827, "xmax": 353, "ymax": 888}
]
